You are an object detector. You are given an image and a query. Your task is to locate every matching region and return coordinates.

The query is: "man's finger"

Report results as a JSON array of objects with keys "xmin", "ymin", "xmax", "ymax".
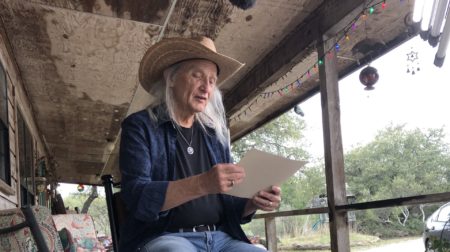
[{"xmin": 271, "ymin": 186, "xmax": 281, "ymax": 195}]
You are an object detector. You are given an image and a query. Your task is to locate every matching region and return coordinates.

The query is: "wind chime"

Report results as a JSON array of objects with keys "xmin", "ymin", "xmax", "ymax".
[
  {"xmin": 412, "ymin": 0, "xmax": 450, "ymax": 67},
  {"xmin": 406, "ymin": 48, "xmax": 420, "ymax": 74}
]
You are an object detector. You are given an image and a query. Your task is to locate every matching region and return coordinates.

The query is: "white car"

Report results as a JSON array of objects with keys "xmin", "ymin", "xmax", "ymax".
[{"xmin": 423, "ymin": 202, "xmax": 450, "ymax": 252}]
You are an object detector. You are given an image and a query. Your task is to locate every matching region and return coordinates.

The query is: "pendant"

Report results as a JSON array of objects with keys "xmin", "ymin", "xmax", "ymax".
[{"xmin": 187, "ymin": 146, "xmax": 194, "ymax": 155}]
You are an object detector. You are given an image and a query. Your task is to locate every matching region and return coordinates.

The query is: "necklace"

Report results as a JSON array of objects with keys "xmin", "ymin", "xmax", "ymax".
[{"xmin": 175, "ymin": 124, "xmax": 194, "ymax": 155}]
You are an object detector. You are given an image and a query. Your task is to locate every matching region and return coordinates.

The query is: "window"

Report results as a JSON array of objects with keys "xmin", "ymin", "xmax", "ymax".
[
  {"xmin": 0, "ymin": 61, "xmax": 10, "ymax": 185},
  {"xmin": 437, "ymin": 204, "xmax": 450, "ymax": 222},
  {"xmin": 18, "ymin": 110, "xmax": 34, "ymax": 205}
]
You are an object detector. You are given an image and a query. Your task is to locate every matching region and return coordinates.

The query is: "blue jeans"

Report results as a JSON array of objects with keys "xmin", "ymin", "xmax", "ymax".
[{"xmin": 139, "ymin": 231, "xmax": 266, "ymax": 252}]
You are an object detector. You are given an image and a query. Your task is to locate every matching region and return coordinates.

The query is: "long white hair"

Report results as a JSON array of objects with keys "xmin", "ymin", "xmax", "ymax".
[{"xmin": 157, "ymin": 61, "xmax": 229, "ymax": 146}]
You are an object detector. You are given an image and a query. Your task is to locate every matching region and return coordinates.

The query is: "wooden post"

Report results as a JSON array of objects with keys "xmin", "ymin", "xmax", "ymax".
[
  {"xmin": 264, "ymin": 217, "xmax": 277, "ymax": 252},
  {"xmin": 318, "ymin": 35, "xmax": 350, "ymax": 252}
]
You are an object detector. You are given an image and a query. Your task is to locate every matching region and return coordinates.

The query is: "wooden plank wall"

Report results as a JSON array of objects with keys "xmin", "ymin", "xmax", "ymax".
[{"xmin": 0, "ymin": 18, "xmax": 47, "ymax": 210}]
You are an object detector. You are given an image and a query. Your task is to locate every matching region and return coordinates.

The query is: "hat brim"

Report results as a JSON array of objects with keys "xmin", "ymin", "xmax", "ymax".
[{"xmin": 139, "ymin": 38, "xmax": 244, "ymax": 93}]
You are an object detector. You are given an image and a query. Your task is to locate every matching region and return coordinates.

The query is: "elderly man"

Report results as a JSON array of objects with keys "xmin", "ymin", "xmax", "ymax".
[{"xmin": 119, "ymin": 36, "xmax": 281, "ymax": 252}]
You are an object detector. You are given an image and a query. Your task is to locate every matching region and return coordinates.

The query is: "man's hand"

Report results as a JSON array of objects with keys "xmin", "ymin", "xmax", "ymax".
[
  {"xmin": 247, "ymin": 186, "xmax": 282, "ymax": 213},
  {"xmin": 199, "ymin": 163, "xmax": 246, "ymax": 194}
]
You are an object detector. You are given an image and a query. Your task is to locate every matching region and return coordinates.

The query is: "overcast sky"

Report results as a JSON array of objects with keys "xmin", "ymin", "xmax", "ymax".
[{"xmin": 301, "ymin": 35, "xmax": 450, "ymax": 159}]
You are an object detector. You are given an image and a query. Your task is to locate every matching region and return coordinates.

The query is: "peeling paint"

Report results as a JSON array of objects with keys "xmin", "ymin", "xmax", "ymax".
[
  {"xmin": 104, "ymin": 0, "xmax": 171, "ymax": 23},
  {"xmin": 0, "ymin": 1, "xmax": 137, "ymax": 182},
  {"xmin": 166, "ymin": 0, "xmax": 234, "ymax": 39},
  {"xmin": 31, "ymin": 0, "xmax": 171, "ymax": 24}
]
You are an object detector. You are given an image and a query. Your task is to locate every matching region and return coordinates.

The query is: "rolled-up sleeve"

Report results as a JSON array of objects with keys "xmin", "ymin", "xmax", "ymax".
[{"xmin": 119, "ymin": 115, "xmax": 169, "ymax": 222}]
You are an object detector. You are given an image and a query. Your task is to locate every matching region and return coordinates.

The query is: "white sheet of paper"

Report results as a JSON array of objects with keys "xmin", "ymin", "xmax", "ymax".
[{"xmin": 224, "ymin": 149, "xmax": 307, "ymax": 198}]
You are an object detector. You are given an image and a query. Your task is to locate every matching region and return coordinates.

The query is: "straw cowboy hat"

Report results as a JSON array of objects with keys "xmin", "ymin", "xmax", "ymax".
[{"xmin": 139, "ymin": 36, "xmax": 244, "ymax": 93}]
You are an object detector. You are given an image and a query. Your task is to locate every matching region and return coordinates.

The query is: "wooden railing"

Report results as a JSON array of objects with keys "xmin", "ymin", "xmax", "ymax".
[{"xmin": 253, "ymin": 192, "xmax": 450, "ymax": 252}]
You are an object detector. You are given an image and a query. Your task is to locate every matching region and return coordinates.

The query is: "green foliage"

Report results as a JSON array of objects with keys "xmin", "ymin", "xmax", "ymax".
[
  {"xmin": 345, "ymin": 124, "xmax": 450, "ymax": 236},
  {"xmin": 346, "ymin": 125, "xmax": 450, "ymax": 201},
  {"xmin": 63, "ymin": 188, "xmax": 111, "ymax": 237},
  {"xmin": 233, "ymin": 112, "xmax": 450, "ymax": 240},
  {"xmin": 232, "ymin": 111, "xmax": 310, "ymax": 163},
  {"xmin": 232, "ymin": 112, "xmax": 326, "ymax": 238},
  {"xmin": 232, "ymin": 111, "xmax": 320, "ymax": 210}
]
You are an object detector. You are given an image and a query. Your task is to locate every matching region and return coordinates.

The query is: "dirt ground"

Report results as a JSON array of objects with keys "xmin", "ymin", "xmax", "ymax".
[{"xmin": 357, "ymin": 237, "xmax": 424, "ymax": 252}]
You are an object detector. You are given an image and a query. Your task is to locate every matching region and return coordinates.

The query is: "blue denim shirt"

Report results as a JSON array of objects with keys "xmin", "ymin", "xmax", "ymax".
[{"xmin": 119, "ymin": 105, "xmax": 252, "ymax": 251}]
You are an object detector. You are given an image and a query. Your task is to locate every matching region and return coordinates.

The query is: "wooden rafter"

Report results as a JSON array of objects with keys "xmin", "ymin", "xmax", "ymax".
[{"xmin": 223, "ymin": 0, "xmax": 365, "ymax": 117}]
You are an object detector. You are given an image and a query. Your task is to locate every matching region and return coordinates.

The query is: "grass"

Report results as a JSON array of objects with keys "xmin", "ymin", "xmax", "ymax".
[
  {"xmin": 279, "ymin": 231, "xmax": 420, "ymax": 251},
  {"xmin": 279, "ymin": 231, "xmax": 379, "ymax": 247}
]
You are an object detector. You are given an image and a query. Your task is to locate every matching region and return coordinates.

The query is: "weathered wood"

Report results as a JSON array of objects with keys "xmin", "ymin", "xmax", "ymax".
[
  {"xmin": 256, "ymin": 192, "xmax": 450, "ymax": 220},
  {"xmin": 254, "ymin": 207, "xmax": 329, "ymax": 219},
  {"xmin": 265, "ymin": 217, "xmax": 277, "ymax": 252},
  {"xmin": 7, "ymin": 99, "xmax": 14, "ymax": 131},
  {"xmin": 0, "ymin": 177, "xmax": 14, "ymax": 195},
  {"xmin": 10, "ymin": 152, "xmax": 16, "ymax": 180},
  {"xmin": 336, "ymin": 192, "xmax": 450, "ymax": 212},
  {"xmin": 29, "ymin": 0, "xmax": 172, "ymax": 25},
  {"xmin": 319, "ymin": 35, "xmax": 349, "ymax": 252},
  {"xmin": 223, "ymin": 0, "xmax": 365, "ymax": 116},
  {"xmin": 8, "ymin": 126, "xmax": 15, "ymax": 155}
]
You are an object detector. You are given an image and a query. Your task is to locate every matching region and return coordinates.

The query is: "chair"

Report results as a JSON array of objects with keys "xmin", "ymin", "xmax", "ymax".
[
  {"xmin": 0, "ymin": 205, "xmax": 64, "ymax": 252},
  {"xmin": 102, "ymin": 175, "xmax": 128, "ymax": 252},
  {"xmin": 51, "ymin": 213, "xmax": 106, "ymax": 251}
]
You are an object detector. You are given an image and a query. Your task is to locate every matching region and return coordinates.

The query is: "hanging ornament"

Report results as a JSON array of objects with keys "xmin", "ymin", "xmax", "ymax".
[
  {"xmin": 359, "ymin": 66, "xmax": 379, "ymax": 90},
  {"xmin": 294, "ymin": 105, "xmax": 304, "ymax": 117},
  {"xmin": 77, "ymin": 184, "xmax": 85, "ymax": 192},
  {"xmin": 406, "ymin": 48, "xmax": 420, "ymax": 75}
]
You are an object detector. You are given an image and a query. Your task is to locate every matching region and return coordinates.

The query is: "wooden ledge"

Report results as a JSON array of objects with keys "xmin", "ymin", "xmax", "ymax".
[{"xmin": 0, "ymin": 179, "xmax": 15, "ymax": 195}]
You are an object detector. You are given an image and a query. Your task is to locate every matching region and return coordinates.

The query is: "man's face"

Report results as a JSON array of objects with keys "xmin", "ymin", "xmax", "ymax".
[{"xmin": 171, "ymin": 59, "xmax": 218, "ymax": 115}]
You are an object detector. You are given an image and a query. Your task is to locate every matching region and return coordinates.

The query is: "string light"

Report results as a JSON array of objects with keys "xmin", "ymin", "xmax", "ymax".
[
  {"xmin": 335, "ymin": 43, "xmax": 341, "ymax": 52},
  {"xmin": 230, "ymin": 0, "xmax": 402, "ymax": 123}
]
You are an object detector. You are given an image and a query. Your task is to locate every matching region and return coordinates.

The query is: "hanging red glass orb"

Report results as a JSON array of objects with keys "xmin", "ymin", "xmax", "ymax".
[
  {"xmin": 77, "ymin": 184, "xmax": 84, "ymax": 192},
  {"xmin": 359, "ymin": 66, "xmax": 379, "ymax": 90}
]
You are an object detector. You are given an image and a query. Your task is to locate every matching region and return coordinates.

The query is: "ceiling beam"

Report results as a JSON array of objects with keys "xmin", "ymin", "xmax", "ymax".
[
  {"xmin": 223, "ymin": 0, "xmax": 365, "ymax": 116},
  {"xmin": 230, "ymin": 30, "xmax": 414, "ymax": 143}
]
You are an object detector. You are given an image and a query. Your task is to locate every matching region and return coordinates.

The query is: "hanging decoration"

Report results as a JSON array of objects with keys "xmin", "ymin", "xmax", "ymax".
[
  {"xmin": 406, "ymin": 48, "xmax": 420, "ymax": 74},
  {"xmin": 230, "ymin": 0, "xmax": 407, "ymax": 123},
  {"xmin": 77, "ymin": 184, "xmax": 85, "ymax": 192},
  {"xmin": 359, "ymin": 66, "xmax": 379, "ymax": 90},
  {"xmin": 294, "ymin": 105, "xmax": 305, "ymax": 116}
]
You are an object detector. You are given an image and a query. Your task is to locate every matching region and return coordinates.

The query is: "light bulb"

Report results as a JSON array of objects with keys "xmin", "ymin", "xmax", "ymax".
[
  {"xmin": 412, "ymin": 0, "xmax": 425, "ymax": 23},
  {"xmin": 421, "ymin": 0, "xmax": 437, "ymax": 31},
  {"xmin": 430, "ymin": 0, "xmax": 449, "ymax": 37}
]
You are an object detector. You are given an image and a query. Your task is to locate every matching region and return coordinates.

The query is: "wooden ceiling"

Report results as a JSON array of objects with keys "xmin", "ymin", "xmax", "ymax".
[{"xmin": 0, "ymin": 0, "xmax": 415, "ymax": 184}]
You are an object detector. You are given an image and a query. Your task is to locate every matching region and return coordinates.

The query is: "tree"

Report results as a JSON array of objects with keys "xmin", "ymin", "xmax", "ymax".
[
  {"xmin": 81, "ymin": 185, "xmax": 98, "ymax": 213},
  {"xmin": 232, "ymin": 111, "xmax": 325, "ymax": 237},
  {"xmin": 63, "ymin": 187, "xmax": 111, "ymax": 237},
  {"xmin": 232, "ymin": 111, "xmax": 310, "ymax": 163},
  {"xmin": 345, "ymin": 124, "xmax": 450, "ymax": 235}
]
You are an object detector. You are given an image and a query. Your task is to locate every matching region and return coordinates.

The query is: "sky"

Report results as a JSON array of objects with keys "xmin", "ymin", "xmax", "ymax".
[
  {"xmin": 301, "ymin": 35, "xmax": 450, "ymax": 159},
  {"xmin": 57, "ymin": 35, "xmax": 450, "ymax": 197}
]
